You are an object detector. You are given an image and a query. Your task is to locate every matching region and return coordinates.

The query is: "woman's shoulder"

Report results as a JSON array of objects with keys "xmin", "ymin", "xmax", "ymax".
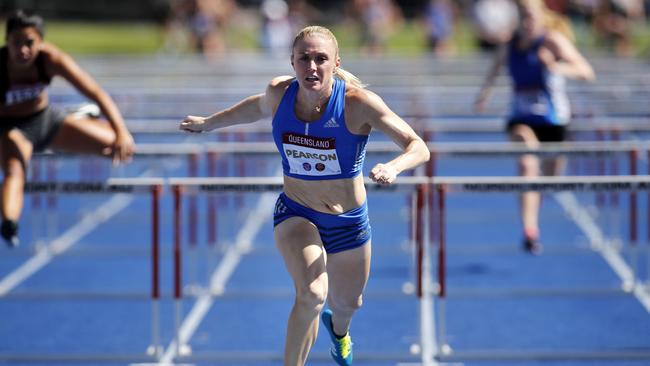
[
  {"xmin": 268, "ymin": 75, "xmax": 295, "ymax": 89},
  {"xmin": 266, "ymin": 75, "xmax": 294, "ymax": 95},
  {"xmin": 265, "ymin": 76, "xmax": 295, "ymax": 111},
  {"xmin": 38, "ymin": 42, "xmax": 64, "ymax": 60},
  {"xmin": 344, "ymin": 84, "xmax": 382, "ymax": 110},
  {"xmin": 38, "ymin": 42, "xmax": 74, "ymax": 71}
]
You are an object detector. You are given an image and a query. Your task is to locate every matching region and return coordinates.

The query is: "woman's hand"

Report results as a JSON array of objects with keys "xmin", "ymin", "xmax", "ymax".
[
  {"xmin": 106, "ymin": 130, "xmax": 135, "ymax": 165},
  {"xmin": 179, "ymin": 115, "xmax": 211, "ymax": 133},
  {"xmin": 369, "ymin": 163, "xmax": 398, "ymax": 185},
  {"xmin": 474, "ymin": 93, "xmax": 489, "ymax": 113},
  {"xmin": 103, "ymin": 130, "xmax": 135, "ymax": 165}
]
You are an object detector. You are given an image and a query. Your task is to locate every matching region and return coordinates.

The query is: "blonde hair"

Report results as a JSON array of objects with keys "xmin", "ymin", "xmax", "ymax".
[
  {"xmin": 517, "ymin": 0, "xmax": 575, "ymax": 41},
  {"xmin": 292, "ymin": 26, "xmax": 365, "ymax": 88}
]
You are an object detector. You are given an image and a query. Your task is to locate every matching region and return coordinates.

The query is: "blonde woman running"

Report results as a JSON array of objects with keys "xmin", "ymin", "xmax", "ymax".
[{"xmin": 181, "ymin": 25, "xmax": 429, "ymax": 366}]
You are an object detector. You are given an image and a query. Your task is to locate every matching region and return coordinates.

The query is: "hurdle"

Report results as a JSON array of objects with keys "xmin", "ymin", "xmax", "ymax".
[
  {"xmin": 427, "ymin": 174, "xmax": 650, "ymax": 363},
  {"xmin": 23, "ymin": 178, "xmax": 165, "ymax": 359},
  {"xmin": 166, "ymin": 175, "xmax": 431, "ymax": 364}
]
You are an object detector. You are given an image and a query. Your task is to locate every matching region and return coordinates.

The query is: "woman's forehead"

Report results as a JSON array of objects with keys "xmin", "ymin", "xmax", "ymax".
[
  {"xmin": 8, "ymin": 26, "xmax": 41, "ymax": 39},
  {"xmin": 294, "ymin": 34, "xmax": 336, "ymax": 53}
]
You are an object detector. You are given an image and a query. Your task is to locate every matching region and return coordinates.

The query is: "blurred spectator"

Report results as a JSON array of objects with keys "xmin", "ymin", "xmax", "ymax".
[
  {"xmin": 470, "ymin": 0, "xmax": 519, "ymax": 51},
  {"xmin": 544, "ymin": 0, "xmax": 570, "ymax": 13},
  {"xmin": 592, "ymin": 0, "xmax": 645, "ymax": 56},
  {"xmin": 423, "ymin": 0, "xmax": 455, "ymax": 55},
  {"xmin": 163, "ymin": 0, "xmax": 195, "ymax": 54},
  {"xmin": 260, "ymin": 0, "xmax": 293, "ymax": 55},
  {"xmin": 163, "ymin": 0, "xmax": 237, "ymax": 58},
  {"xmin": 259, "ymin": 0, "xmax": 319, "ymax": 55},
  {"xmin": 352, "ymin": 0, "xmax": 402, "ymax": 54},
  {"xmin": 286, "ymin": 0, "xmax": 320, "ymax": 32},
  {"xmin": 189, "ymin": 0, "xmax": 237, "ymax": 58}
]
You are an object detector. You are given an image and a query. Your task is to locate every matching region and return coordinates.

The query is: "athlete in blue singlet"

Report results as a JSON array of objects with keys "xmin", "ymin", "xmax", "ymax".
[
  {"xmin": 474, "ymin": 0, "xmax": 595, "ymax": 254},
  {"xmin": 0, "ymin": 10, "xmax": 135, "ymax": 247},
  {"xmin": 272, "ymin": 77, "xmax": 372, "ymax": 254},
  {"xmin": 181, "ymin": 25, "xmax": 430, "ymax": 366}
]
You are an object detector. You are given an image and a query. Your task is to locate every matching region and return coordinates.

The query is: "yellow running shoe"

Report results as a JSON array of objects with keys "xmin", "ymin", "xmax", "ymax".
[{"xmin": 321, "ymin": 309, "xmax": 353, "ymax": 365}]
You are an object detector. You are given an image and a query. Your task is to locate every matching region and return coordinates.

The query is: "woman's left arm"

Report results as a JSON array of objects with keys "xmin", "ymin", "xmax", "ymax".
[
  {"xmin": 541, "ymin": 32, "xmax": 596, "ymax": 82},
  {"xmin": 45, "ymin": 44, "xmax": 135, "ymax": 163},
  {"xmin": 349, "ymin": 88, "xmax": 430, "ymax": 184}
]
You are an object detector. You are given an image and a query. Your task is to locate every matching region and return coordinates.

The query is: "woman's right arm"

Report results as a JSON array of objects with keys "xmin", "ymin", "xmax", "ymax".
[
  {"xmin": 179, "ymin": 76, "xmax": 291, "ymax": 133},
  {"xmin": 474, "ymin": 45, "xmax": 507, "ymax": 112}
]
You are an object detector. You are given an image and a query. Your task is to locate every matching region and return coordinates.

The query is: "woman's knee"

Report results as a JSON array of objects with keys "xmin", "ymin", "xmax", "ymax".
[
  {"xmin": 1, "ymin": 132, "xmax": 32, "ymax": 171},
  {"xmin": 329, "ymin": 294, "xmax": 363, "ymax": 314},
  {"xmin": 295, "ymin": 276, "xmax": 327, "ymax": 311},
  {"xmin": 508, "ymin": 125, "xmax": 538, "ymax": 147},
  {"xmin": 4, "ymin": 158, "xmax": 25, "ymax": 176},
  {"xmin": 519, "ymin": 155, "xmax": 539, "ymax": 176}
]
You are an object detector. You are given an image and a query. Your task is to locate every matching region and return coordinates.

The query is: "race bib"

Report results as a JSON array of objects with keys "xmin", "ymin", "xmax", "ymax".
[
  {"xmin": 283, "ymin": 133, "xmax": 341, "ymax": 176},
  {"xmin": 5, "ymin": 83, "xmax": 47, "ymax": 106},
  {"xmin": 513, "ymin": 90, "xmax": 551, "ymax": 117}
]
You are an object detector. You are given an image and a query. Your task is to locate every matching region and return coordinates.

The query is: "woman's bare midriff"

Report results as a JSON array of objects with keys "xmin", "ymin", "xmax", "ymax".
[
  {"xmin": 0, "ymin": 94, "xmax": 48, "ymax": 118},
  {"xmin": 283, "ymin": 174, "xmax": 366, "ymax": 214}
]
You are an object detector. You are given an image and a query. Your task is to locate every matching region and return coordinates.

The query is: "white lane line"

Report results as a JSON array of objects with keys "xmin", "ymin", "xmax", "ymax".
[
  {"xmin": 0, "ymin": 194, "xmax": 132, "ymax": 296},
  {"xmin": 0, "ymin": 154, "xmax": 183, "ymax": 297},
  {"xmin": 554, "ymin": 191, "xmax": 650, "ymax": 313},
  {"xmin": 157, "ymin": 191, "xmax": 277, "ymax": 365}
]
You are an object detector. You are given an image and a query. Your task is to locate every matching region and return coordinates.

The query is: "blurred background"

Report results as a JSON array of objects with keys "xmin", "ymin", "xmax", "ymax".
[
  {"xmin": 1, "ymin": 2, "xmax": 650, "ymax": 365},
  {"xmin": 1, "ymin": 0, "xmax": 648, "ymax": 58}
]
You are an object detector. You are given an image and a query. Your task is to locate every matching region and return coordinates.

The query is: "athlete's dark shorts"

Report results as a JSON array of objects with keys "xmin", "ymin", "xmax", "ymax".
[
  {"xmin": 273, "ymin": 192, "xmax": 371, "ymax": 254},
  {"xmin": 506, "ymin": 119, "xmax": 567, "ymax": 143},
  {"xmin": 0, "ymin": 106, "xmax": 66, "ymax": 152}
]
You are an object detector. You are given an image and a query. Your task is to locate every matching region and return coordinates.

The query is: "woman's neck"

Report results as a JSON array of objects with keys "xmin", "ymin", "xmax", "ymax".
[{"xmin": 297, "ymin": 81, "xmax": 334, "ymax": 114}]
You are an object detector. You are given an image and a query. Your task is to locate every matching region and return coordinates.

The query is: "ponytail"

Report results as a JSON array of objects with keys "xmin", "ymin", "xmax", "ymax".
[
  {"xmin": 335, "ymin": 67, "xmax": 365, "ymax": 88},
  {"xmin": 542, "ymin": 9, "xmax": 575, "ymax": 42}
]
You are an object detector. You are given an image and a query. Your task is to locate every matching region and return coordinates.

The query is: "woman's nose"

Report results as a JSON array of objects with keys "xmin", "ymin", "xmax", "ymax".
[{"xmin": 19, "ymin": 45, "xmax": 31, "ymax": 56}]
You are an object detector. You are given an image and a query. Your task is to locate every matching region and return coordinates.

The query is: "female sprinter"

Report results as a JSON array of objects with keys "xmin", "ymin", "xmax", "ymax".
[
  {"xmin": 474, "ymin": 0, "xmax": 595, "ymax": 254},
  {"xmin": 1, "ymin": 10, "xmax": 135, "ymax": 247},
  {"xmin": 180, "ymin": 25, "xmax": 429, "ymax": 366}
]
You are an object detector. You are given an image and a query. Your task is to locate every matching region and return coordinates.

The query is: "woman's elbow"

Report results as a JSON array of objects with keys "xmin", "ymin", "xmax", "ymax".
[{"xmin": 417, "ymin": 140, "xmax": 430, "ymax": 164}]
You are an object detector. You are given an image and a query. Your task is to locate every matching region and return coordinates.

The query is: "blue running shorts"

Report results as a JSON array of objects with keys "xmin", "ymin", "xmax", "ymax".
[{"xmin": 273, "ymin": 192, "xmax": 371, "ymax": 254}]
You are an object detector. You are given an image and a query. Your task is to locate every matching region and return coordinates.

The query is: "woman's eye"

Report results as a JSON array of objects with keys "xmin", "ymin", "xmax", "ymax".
[{"xmin": 11, "ymin": 39, "xmax": 35, "ymax": 48}]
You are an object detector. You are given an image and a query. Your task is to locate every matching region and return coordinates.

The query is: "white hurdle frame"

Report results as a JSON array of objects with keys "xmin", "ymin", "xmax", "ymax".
[
  {"xmin": 23, "ymin": 178, "xmax": 166, "ymax": 360},
  {"xmin": 429, "ymin": 174, "xmax": 650, "ymax": 363}
]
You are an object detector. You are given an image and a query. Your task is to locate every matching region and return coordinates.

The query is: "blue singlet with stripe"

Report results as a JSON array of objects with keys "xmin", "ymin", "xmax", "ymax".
[{"xmin": 272, "ymin": 78, "xmax": 369, "ymax": 180}]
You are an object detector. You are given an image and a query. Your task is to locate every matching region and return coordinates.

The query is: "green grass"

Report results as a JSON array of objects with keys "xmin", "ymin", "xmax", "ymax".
[
  {"xmin": 42, "ymin": 22, "xmax": 165, "ymax": 54},
  {"xmin": 3, "ymin": 19, "xmax": 647, "ymax": 57},
  {"xmin": 330, "ymin": 21, "xmax": 476, "ymax": 56},
  {"xmin": 631, "ymin": 22, "xmax": 650, "ymax": 56}
]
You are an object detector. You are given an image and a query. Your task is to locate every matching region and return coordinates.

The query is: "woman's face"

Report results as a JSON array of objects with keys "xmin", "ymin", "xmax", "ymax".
[
  {"xmin": 6, "ymin": 26, "xmax": 42, "ymax": 67},
  {"xmin": 518, "ymin": 0, "xmax": 543, "ymax": 36},
  {"xmin": 291, "ymin": 34, "xmax": 340, "ymax": 93}
]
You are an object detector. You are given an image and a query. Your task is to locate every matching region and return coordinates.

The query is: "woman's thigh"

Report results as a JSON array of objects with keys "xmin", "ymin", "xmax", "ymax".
[
  {"xmin": 49, "ymin": 116, "xmax": 115, "ymax": 155},
  {"xmin": 274, "ymin": 216, "xmax": 327, "ymax": 290},
  {"xmin": 326, "ymin": 242, "xmax": 371, "ymax": 305}
]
